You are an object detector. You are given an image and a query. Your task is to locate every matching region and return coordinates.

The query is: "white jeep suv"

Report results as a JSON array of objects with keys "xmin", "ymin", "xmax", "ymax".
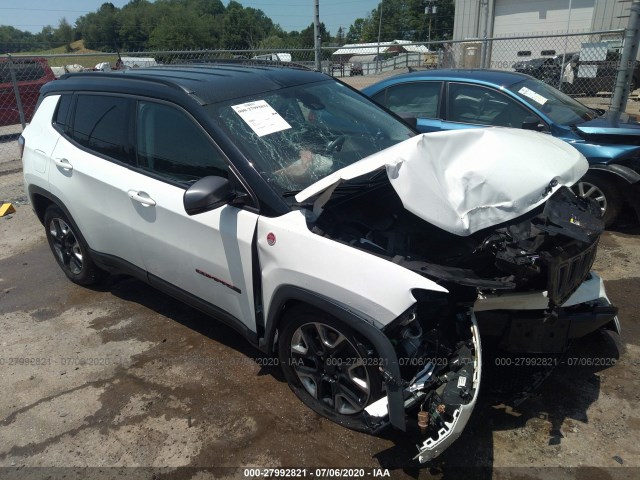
[{"xmin": 22, "ymin": 64, "xmax": 619, "ymax": 463}]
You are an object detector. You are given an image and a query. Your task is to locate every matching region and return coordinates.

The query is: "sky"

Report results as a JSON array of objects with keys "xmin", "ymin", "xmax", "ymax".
[{"xmin": 0, "ymin": 0, "xmax": 381, "ymax": 37}]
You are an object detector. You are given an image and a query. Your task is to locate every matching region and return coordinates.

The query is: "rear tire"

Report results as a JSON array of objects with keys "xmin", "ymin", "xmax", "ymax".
[
  {"xmin": 44, "ymin": 205, "xmax": 104, "ymax": 285},
  {"xmin": 278, "ymin": 305, "xmax": 383, "ymax": 431}
]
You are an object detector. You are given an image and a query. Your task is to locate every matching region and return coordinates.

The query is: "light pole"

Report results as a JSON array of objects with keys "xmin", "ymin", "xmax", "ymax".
[{"xmin": 425, "ymin": 1, "xmax": 437, "ymax": 44}]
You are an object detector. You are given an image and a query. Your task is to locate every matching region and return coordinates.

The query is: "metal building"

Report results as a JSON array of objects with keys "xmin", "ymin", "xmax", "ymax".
[{"xmin": 453, "ymin": 0, "xmax": 632, "ymax": 66}]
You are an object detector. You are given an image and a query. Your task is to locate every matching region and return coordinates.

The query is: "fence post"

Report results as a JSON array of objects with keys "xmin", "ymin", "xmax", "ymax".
[
  {"xmin": 610, "ymin": 1, "xmax": 640, "ymax": 116},
  {"xmin": 480, "ymin": 0, "xmax": 490, "ymax": 68},
  {"xmin": 7, "ymin": 54, "xmax": 27, "ymax": 129}
]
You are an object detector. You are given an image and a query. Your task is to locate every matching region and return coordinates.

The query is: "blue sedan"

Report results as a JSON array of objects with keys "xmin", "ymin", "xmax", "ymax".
[{"xmin": 362, "ymin": 69, "xmax": 640, "ymax": 227}]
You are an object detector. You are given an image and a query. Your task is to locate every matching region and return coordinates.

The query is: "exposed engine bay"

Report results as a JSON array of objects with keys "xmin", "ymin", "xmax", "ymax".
[{"xmin": 309, "ymin": 182, "xmax": 603, "ymax": 307}]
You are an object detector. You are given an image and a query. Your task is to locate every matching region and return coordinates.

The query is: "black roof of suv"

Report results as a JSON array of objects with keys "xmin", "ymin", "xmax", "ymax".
[{"xmin": 42, "ymin": 64, "xmax": 328, "ymax": 105}]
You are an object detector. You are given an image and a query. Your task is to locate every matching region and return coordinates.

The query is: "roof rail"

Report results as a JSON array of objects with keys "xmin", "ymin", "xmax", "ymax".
[{"xmin": 165, "ymin": 57, "xmax": 314, "ymax": 72}]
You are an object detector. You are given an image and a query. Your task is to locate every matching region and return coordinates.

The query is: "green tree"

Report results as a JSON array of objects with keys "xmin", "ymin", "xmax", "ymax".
[
  {"xmin": 117, "ymin": 0, "xmax": 159, "ymax": 51},
  {"xmin": 5, "ymin": 0, "xmax": 435, "ymax": 54},
  {"xmin": 258, "ymin": 35, "xmax": 284, "ymax": 50},
  {"xmin": 346, "ymin": 18, "xmax": 365, "ymax": 43},
  {"xmin": 344, "ymin": 0, "xmax": 455, "ymax": 44},
  {"xmin": 335, "ymin": 26, "xmax": 345, "ymax": 46},
  {"xmin": 79, "ymin": 3, "xmax": 120, "ymax": 51},
  {"xmin": 221, "ymin": 1, "xmax": 275, "ymax": 49},
  {"xmin": 299, "ymin": 22, "xmax": 330, "ymax": 48},
  {"xmin": 34, "ymin": 26, "xmax": 56, "ymax": 50},
  {"xmin": 0, "ymin": 25, "xmax": 36, "ymax": 52},
  {"xmin": 55, "ymin": 18, "xmax": 74, "ymax": 51},
  {"xmin": 431, "ymin": 0, "xmax": 455, "ymax": 41}
]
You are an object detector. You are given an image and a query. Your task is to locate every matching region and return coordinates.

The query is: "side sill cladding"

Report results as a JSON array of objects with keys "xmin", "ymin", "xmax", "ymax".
[{"xmin": 261, "ymin": 285, "xmax": 406, "ymax": 431}]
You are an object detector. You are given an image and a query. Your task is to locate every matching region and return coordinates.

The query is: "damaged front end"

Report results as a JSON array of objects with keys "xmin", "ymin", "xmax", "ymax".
[
  {"xmin": 293, "ymin": 129, "xmax": 618, "ymax": 462},
  {"xmin": 309, "ymin": 182, "xmax": 614, "ymax": 461},
  {"xmin": 365, "ymin": 292, "xmax": 482, "ymax": 463}
]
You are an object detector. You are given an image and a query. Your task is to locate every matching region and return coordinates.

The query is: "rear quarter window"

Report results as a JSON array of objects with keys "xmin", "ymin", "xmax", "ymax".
[{"xmin": 53, "ymin": 94, "xmax": 72, "ymax": 132}]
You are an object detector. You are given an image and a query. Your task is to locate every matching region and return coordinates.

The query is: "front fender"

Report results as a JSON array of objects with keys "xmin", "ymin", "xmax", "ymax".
[{"xmin": 257, "ymin": 211, "xmax": 447, "ymax": 327}]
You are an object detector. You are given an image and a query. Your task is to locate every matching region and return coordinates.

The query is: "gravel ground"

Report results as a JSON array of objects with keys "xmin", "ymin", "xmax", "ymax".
[{"xmin": 0, "ymin": 70, "xmax": 639, "ymax": 479}]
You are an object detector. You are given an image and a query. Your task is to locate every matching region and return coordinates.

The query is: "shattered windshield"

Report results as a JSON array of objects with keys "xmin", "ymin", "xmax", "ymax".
[
  {"xmin": 209, "ymin": 80, "xmax": 415, "ymax": 194},
  {"xmin": 508, "ymin": 78, "xmax": 595, "ymax": 125}
]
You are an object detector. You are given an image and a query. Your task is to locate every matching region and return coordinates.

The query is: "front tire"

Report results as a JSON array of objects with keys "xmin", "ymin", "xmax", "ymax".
[
  {"xmin": 44, "ymin": 205, "xmax": 103, "ymax": 285},
  {"xmin": 278, "ymin": 305, "xmax": 383, "ymax": 431},
  {"xmin": 572, "ymin": 173, "xmax": 623, "ymax": 228}
]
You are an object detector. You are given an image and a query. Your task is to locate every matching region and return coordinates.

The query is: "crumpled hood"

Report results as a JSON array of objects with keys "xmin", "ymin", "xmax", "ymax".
[{"xmin": 296, "ymin": 128, "xmax": 588, "ymax": 237}]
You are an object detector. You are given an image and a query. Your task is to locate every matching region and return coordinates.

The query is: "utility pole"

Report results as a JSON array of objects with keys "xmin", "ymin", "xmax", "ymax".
[
  {"xmin": 314, "ymin": 0, "xmax": 321, "ymax": 71},
  {"xmin": 425, "ymin": 1, "xmax": 437, "ymax": 44},
  {"xmin": 610, "ymin": 1, "xmax": 640, "ymax": 118}
]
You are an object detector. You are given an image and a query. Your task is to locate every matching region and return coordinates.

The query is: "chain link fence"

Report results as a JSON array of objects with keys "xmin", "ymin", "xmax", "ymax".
[{"xmin": 0, "ymin": 29, "xmax": 632, "ymax": 165}]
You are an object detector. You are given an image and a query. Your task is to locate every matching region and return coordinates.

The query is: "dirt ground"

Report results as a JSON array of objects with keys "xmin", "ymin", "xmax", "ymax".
[{"xmin": 1, "ymin": 72, "xmax": 639, "ymax": 479}]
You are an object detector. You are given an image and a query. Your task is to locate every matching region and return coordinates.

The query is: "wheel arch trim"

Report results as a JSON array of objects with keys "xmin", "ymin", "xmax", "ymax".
[
  {"xmin": 27, "ymin": 184, "xmax": 60, "ymax": 224},
  {"xmin": 589, "ymin": 164, "xmax": 640, "ymax": 185},
  {"xmin": 27, "ymin": 185, "xmax": 93, "ymax": 251},
  {"xmin": 261, "ymin": 284, "xmax": 406, "ymax": 431}
]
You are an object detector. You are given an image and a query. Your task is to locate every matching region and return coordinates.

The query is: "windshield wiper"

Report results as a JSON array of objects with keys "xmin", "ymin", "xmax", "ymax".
[
  {"xmin": 282, "ymin": 169, "xmax": 388, "ymax": 201},
  {"xmin": 282, "ymin": 190, "xmax": 301, "ymax": 197}
]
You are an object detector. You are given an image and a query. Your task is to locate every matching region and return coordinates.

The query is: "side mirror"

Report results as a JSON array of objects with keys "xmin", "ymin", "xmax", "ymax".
[
  {"xmin": 183, "ymin": 176, "xmax": 235, "ymax": 216},
  {"xmin": 396, "ymin": 112, "xmax": 418, "ymax": 129},
  {"xmin": 522, "ymin": 116, "xmax": 544, "ymax": 131}
]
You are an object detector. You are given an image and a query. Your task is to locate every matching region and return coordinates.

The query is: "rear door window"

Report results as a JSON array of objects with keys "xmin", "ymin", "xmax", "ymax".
[
  {"xmin": 372, "ymin": 81, "xmax": 442, "ymax": 118},
  {"xmin": 71, "ymin": 94, "xmax": 132, "ymax": 163}
]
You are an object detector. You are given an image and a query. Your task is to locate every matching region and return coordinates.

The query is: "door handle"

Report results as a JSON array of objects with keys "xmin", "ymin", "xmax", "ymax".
[
  {"xmin": 53, "ymin": 157, "xmax": 73, "ymax": 170},
  {"xmin": 128, "ymin": 190, "xmax": 156, "ymax": 207}
]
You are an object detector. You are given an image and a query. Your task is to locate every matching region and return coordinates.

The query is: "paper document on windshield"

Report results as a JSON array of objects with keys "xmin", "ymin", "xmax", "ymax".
[
  {"xmin": 232, "ymin": 100, "xmax": 292, "ymax": 137},
  {"xmin": 518, "ymin": 86, "xmax": 548, "ymax": 105}
]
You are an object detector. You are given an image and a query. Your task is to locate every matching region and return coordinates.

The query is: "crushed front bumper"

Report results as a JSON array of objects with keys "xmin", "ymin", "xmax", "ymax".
[
  {"xmin": 364, "ymin": 272, "xmax": 617, "ymax": 462},
  {"xmin": 365, "ymin": 313, "xmax": 482, "ymax": 463},
  {"xmin": 475, "ymin": 272, "xmax": 619, "ymax": 353}
]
